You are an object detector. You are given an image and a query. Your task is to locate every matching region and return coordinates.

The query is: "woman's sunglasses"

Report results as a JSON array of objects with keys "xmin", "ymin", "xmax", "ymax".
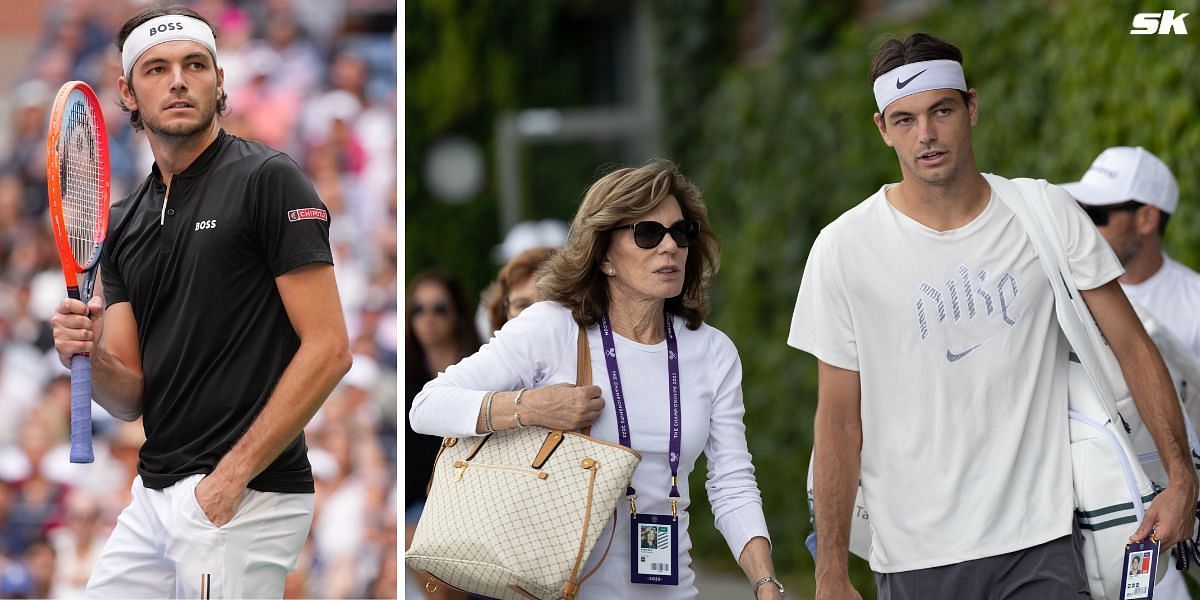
[
  {"xmin": 411, "ymin": 302, "xmax": 449, "ymax": 316},
  {"xmin": 609, "ymin": 219, "xmax": 700, "ymax": 249},
  {"xmin": 1081, "ymin": 201, "xmax": 1143, "ymax": 226}
]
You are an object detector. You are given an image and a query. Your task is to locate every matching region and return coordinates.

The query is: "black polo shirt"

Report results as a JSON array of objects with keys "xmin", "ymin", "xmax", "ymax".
[{"xmin": 102, "ymin": 129, "xmax": 332, "ymax": 493}]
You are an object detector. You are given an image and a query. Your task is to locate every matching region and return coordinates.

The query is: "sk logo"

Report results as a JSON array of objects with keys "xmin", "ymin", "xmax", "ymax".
[
  {"xmin": 1131, "ymin": 10, "xmax": 1189, "ymax": 35},
  {"xmin": 668, "ymin": 351, "xmax": 676, "ymax": 360},
  {"xmin": 606, "ymin": 348, "xmax": 616, "ymax": 357}
]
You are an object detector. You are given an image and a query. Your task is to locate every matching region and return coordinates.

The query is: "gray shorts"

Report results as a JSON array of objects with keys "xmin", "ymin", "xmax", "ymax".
[{"xmin": 874, "ymin": 525, "xmax": 1090, "ymax": 599}]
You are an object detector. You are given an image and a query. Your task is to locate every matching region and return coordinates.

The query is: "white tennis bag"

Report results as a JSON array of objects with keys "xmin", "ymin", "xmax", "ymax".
[
  {"xmin": 804, "ymin": 175, "xmax": 1194, "ymax": 598},
  {"xmin": 1122, "ymin": 303, "xmax": 1200, "ymax": 485},
  {"xmin": 991, "ymin": 174, "xmax": 1178, "ymax": 598}
]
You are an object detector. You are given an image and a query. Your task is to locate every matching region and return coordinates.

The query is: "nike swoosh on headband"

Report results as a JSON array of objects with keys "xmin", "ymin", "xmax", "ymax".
[
  {"xmin": 945, "ymin": 343, "xmax": 983, "ymax": 363},
  {"xmin": 896, "ymin": 69, "xmax": 927, "ymax": 89},
  {"xmin": 874, "ymin": 60, "xmax": 966, "ymax": 112}
]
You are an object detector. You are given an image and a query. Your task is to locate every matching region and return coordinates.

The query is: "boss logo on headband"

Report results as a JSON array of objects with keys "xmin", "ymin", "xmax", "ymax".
[{"xmin": 148, "ymin": 22, "xmax": 186, "ymax": 36}]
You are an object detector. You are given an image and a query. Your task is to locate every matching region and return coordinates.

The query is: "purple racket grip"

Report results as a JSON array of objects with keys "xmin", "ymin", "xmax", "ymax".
[{"xmin": 69, "ymin": 354, "xmax": 95, "ymax": 463}]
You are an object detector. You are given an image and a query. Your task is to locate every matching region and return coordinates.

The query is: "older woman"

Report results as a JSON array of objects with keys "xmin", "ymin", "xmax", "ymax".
[{"xmin": 409, "ymin": 161, "xmax": 782, "ymax": 599}]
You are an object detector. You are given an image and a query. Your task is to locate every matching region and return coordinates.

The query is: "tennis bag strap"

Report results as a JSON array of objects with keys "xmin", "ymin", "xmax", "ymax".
[{"xmin": 985, "ymin": 174, "xmax": 1121, "ymax": 417}]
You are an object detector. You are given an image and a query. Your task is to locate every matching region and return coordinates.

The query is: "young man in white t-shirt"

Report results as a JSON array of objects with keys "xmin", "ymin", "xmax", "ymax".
[
  {"xmin": 1061, "ymin": 146, "xmax": 1200, "ymax": 360},
  {"xmin": 789, "ymin": 33, "xmax": 1198, "ymax": 599}
]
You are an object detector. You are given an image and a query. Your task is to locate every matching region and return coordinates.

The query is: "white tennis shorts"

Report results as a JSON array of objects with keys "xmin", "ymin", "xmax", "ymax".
[{"xmin": 86, "ymin": 474, "xmax": 314, "ymax": 598}]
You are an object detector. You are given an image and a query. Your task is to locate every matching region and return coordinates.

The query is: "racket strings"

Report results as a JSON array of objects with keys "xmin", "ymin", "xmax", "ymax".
[{"xmin": 60, "ymin": 92, "xmax": 103, "ymax": 267}]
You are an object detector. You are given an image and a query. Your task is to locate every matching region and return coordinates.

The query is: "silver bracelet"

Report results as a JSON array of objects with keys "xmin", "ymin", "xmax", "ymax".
[
  {"xmin": 512, "ymin": 388, "xmax": 527, "ymax": 428},
  {"xmin": 752, "ymin": 575, "xmax": 784, "ymax": 598},
  {"xmin": 483, "ymin": 391, "xmax": 496, "ymax": 432}
]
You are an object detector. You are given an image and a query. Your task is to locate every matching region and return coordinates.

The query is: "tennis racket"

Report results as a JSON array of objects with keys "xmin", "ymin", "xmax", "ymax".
[{"xmin": 46, "ymin": 81, "xmax": 110, "ymax": 464}]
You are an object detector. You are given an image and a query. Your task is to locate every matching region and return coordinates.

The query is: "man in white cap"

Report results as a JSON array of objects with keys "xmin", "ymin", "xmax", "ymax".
[
  {"xmin": 48, "ymin": 4, "xmax": 351, "ymax": 597},
  {"xmin": 1061, "ymin": 149, "xmax": 1200, "ymax": 600},
  {"xmin": 1062, "ymin": 147, "xmax": 1200, "ymax": 359},
  {"xmin": 789, "ymin": 33, "xmax": 1197, "ymax": 598}
]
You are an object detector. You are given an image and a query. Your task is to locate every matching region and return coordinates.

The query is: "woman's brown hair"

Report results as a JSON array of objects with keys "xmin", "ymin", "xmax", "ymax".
[
  {"xmin": 486, "ymin": 246, "xmax": 556, "ymax": 332},
  {"xmin": 536, "ymin": 160, "xmax": 719, "ymax": 330}
]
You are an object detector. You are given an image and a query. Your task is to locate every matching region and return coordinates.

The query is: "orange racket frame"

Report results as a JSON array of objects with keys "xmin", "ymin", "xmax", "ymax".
[
  {"xmin": 46, "ymin": 80, "xmax": 110, "ymax": 464},
  {"xmin": 47, "ymin": 80, "xmax": 111, "ymax": 295}
]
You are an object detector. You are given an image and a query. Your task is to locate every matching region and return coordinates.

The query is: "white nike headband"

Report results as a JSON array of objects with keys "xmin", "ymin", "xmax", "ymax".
[
  {"xmin": 872, "ymin": 59, "xmax": 967, "ymax": 113},
  {"xmin": 121, "ymin": 15, "xmax": 218, "ymax": 77}
]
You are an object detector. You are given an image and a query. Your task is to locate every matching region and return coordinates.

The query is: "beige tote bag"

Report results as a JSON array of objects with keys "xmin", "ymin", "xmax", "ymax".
[{"xmin": 406, "ymin": 325, "xmax": 641, "ymax": 600}]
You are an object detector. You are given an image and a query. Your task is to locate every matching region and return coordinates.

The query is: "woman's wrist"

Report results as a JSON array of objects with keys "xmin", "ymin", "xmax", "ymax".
[
  {"xmin": 481, "ymin": 390, "xmax": 527, "ymax": 432},
  {"xmin": 752, "ymin": 575, "xmax": 784, "ymax": 598}
]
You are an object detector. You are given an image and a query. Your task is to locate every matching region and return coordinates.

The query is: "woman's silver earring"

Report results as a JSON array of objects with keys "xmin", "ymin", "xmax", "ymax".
[{"xmin": 607, "ymin": 266, "xmax": 615, "ymax": 275}]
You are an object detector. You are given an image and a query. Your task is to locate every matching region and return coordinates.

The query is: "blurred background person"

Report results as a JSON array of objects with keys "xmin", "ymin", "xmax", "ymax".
[
  {"xmin": 48, "ymin": 492, "xmax": 107, "ymax": 597},
  {"xmin": 475, "ymin": 220, "xmax": 569, "ymax": 341},
  {"xmin": 24, "ymin": 538, "xmax": 56, "ymax": 598},
  {"xmin": 1060, "ymin": 150, "xmax": 1200, "ymax": 598},
  {"xmin": 1061, "ymin": 147, "xmax": 1200, "ymax": 359},
  {"xmin": 485, "ymin": 245, "xmax": 556, "ymax": 334},
  {"xmin": 404, "ymin": 270, "xmax": 479, "ymax": 599}
]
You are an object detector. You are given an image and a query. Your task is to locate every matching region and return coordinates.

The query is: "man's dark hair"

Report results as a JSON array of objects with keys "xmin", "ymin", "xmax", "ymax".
[
  {"xmin": 870, "ymin": 33, "xmax": 970, "ymax": 114},
  {"xmin": 1157, "ymin": 210, "xmax": 1171, "ymax": 237},
  {"xmin": 115, "ymin": 4, "xmax": 227, "ymax": 132}
]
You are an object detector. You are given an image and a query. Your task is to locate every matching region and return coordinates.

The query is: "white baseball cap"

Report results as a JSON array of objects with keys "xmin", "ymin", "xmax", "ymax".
[{"xmin": 1060, "ymin": 146, "xmax": 1178, "ymax": 214}]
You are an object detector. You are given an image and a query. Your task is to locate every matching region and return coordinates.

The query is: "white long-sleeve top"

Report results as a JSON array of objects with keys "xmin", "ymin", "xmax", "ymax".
[{"xmin": 410, "ymin": 301, "xmax": 770, "ymax": 599}]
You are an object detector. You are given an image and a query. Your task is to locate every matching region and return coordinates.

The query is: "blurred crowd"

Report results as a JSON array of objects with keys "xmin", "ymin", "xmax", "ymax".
[{"xmin": 0, "ymin": 0, "xmax": 397, "ymax": 597}]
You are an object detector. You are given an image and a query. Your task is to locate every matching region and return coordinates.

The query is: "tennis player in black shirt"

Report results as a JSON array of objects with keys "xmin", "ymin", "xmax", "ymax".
[{"xmin": 49, "ymin": 5, "xmax": 351, "ymax": 597}]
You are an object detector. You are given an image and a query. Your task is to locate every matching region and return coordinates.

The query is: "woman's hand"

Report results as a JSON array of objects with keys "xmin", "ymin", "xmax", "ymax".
[{"xmin": 520, "ymin": 383, "xmax": 604, "ymax": 430}]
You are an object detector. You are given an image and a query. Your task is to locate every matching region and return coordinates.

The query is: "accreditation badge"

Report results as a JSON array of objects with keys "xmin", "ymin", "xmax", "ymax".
[
  {"xmin": 1120, "ymin": 538, "xmax": 1159, "ymax": 599},
  {"xmin": 630, "ymin": 513, "xmax": 678, "ymax": 585}
]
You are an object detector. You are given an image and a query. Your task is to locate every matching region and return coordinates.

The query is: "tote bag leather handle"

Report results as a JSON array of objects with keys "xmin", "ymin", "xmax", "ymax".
[
  {"xmin": 465, "ymin": 323, "xmax": 594, "ymax": 467},
  {"xmin": 577, "ymin": 323, "xmax": 593, "ymax": 436},
  {"xmin": 530, "ymin": 325, "xmax": 593, "ymax": 469}
]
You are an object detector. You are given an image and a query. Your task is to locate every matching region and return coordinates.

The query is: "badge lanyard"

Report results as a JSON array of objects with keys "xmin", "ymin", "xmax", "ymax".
[
  {"xmin": 600, "ymin": 311, "xmax": 682, "ymax": 585},
  {"xmin": 1121, "ymin": 537, "xmax": 1159, "ymax": 600}
]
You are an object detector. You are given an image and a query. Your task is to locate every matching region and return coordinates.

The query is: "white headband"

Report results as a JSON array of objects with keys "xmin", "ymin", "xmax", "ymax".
[
  {"xmin": 872, "ymin": 59, "xmax": 966, "ymax": 113},
  {"xmin": 121, "ymin": 15, "xmax": 218, "ymax": 77}
]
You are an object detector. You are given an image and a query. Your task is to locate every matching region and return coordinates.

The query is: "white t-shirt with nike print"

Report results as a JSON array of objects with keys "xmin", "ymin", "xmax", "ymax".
[{"xmin": 788, "ymin": 178, "xmax": 1123, "ymax": 573}]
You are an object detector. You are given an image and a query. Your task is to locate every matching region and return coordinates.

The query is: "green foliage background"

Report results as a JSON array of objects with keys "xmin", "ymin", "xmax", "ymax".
[{"xmin": 407, "ymin": 0, "xmax": 1200, "ymax": 595}]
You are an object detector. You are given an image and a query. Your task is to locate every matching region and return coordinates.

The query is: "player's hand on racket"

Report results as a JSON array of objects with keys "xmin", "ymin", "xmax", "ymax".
[{"xmin": 51, "ymin": 296, "xmax": 105, "ymax": 369}]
